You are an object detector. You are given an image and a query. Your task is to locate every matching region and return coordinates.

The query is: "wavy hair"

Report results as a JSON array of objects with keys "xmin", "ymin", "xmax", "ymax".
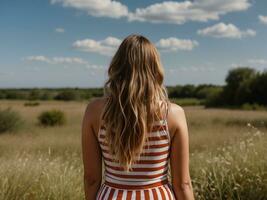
[{"xmin": 100, "ymin": 34, "xmax": 170, "ymax": 171}]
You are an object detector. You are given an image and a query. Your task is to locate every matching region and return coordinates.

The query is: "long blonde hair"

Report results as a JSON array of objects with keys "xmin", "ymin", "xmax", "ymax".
[{"xmin": 101, "ymin": 34, "xmax": 170, "ymax": 171}]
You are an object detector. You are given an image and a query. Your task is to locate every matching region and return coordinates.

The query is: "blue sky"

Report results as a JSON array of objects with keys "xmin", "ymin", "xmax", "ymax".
[{"xmin": 0, "ymin": 0, "xmax": 267, "ymax": 88}]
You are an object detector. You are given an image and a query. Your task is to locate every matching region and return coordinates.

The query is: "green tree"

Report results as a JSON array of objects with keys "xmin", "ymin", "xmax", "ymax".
[
  {"xmin": 180, "ymin": 84, "xmax": 195, "ymax": 98},
  {"xmin": 223, "ymin": 67, "xmax": 256, "ymax": 105},
  {"xmin": 168, "ymin": 85, "xmax": 183, "ymax": 98},
  {"xmin": 54, "ymin": 90, "xmax": 80, "ymax": 101},
  {"xmin": 250, "ymin": 71, "xmax": 267, "ymax": 105},
  {"xmin": 28, "ymin": 89, "xmax": 41, "ymax": 100}
]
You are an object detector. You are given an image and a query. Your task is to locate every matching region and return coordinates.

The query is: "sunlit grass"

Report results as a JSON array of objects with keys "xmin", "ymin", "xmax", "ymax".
[
  {"xmin": 0, "ymin": 100, "xmax": 266, "ymax": 199},
  {"xmin": 0, "ymin": 151, "xmax": 83, "ymax": 200},
  {"xmin": 190, "ymin": 123, "xmax": 267, "ymax": 199}
]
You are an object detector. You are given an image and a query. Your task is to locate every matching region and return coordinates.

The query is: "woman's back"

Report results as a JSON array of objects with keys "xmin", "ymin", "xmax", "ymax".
[
  {"xmin": 96, "ymin": 102, "xmax": 176, "ymax": 199},
  {"xmin": 81, "ymin": 34, "xmax": 194, "ymax": 200}
]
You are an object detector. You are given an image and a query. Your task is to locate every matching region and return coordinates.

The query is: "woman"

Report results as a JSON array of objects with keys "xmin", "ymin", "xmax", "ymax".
[{"xmin": 81, "ymin": 34, "xmax": 195, "ymax": 200}]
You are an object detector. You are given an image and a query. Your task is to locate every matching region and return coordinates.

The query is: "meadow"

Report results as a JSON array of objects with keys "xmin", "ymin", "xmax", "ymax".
[{"xmin": 0, "ymin": 100, "xmax": 266, "ymax": 200}]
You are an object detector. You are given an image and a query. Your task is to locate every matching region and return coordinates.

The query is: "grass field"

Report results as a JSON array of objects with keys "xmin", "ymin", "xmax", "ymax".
[{"xmin": 0, "ymin": 100, "xmax": 266, "ymax": 200}]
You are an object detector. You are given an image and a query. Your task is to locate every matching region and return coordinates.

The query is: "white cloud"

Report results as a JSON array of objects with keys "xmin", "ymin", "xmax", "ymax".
[
  {"xmin": 25, "ymin": 56, "xmax": 51, "ymax": 63},
  {"xmin": 258, "ymin": 15, "xmax": 267, "ymax": 25},
  {"xmin": 248, "ymin": 59, "xmax": 267, "ymax": 65},
  {"xmin": 85, "ymin": 64, "xmax": 105, "ymax": 70},
  {"xmin": 128, "ymin": 0, "xmax": 251, "ymax": 24},
  {"xmin": 55, "ymin": 27, "xmax": 65, "ymax": 33},
  {"xmin": 51, "ymin": 0, "xmax": 251, "ymax": 25},
  {"xmin": 230, "ymin": 59, "xmax": 267, "ymax": 72},
  {"xmin": 52, "ymin": 57, "xmax": 88, "ymax": 64},
  {"xmin": 0, "ymin": 72, "xmax": 14, "ymax": 78},
  {"xmin": 230, "ymin": 63, "xmax": 245, "ymax": 69},
  {"xmin": 72, "ymin": 36, "xmax": 122, "ymax": 56},
  {"xmin": 156, "ymin": 37, "xmax": 199, "ymax": 51},
  {"xmin": 73, "ymin": 36, "xmax": 198, "ymax": 56},
  {"xmin": 50, "ymin": 0, "xmax": 128, "ymax": 18},
  {"xmin": 167, "ymin": 66, "xmax": 216, "ymax": 72},
  {"xmin": 24, "ymin": 56, "xmax": 88, "ymax": 65},
  {"xmin": 197, "ymin": 22, "xmax": 256, "ymax": 39}
]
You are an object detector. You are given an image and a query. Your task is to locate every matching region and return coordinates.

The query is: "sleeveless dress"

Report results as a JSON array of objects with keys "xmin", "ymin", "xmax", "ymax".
[{"xmin": 96, "ymin": 102, "xmax": 176, "ymax": 199}]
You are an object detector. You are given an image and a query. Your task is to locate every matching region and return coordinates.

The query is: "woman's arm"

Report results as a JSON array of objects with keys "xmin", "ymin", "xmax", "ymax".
[
  {"xmin": 81, "ymin": 99, "xmax": 102, "ymax": 200},
  {"xmin": 169, "ymin": 104, "xmax": 195, "ymax": 200}
]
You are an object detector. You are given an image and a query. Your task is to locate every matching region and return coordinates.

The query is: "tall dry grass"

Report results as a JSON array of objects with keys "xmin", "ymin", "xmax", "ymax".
[
  {"xmin": 0, "ymin": 100, "xmax": 266, "ymax": 199},
  {"xmin": 190, "ymin": 123, "xmax": 266, "ymax": 199}
]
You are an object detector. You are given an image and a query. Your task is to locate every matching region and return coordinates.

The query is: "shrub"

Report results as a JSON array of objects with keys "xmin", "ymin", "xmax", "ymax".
[
  {"xmin": 241, "ymin": 103, "xmax": 267, "ymax": 111},
  {"xmin": 168, "ymin": 86, "xmax": 183, "ymax": 98},
  {"xmin": 204, "ymin": 88, "xmax": 224, "ymax": 108},
  {"xmin": 27, "ymin": 89, "xmax": 41, "ymax": 101},
  {"xmin": 40, "ymin": 92, "xmax": 53, "ymax": 100},
  {"xmin": 38, "ymin": 110, "xmax": 66, "ymax": 127},
  {"xmin": 0, "ymin": 107, "xmax": 23, "ymax": 133},
  {"xmin": 5, "ymin": 91, "xmax": 28, "ymax": 100},
  {"xmin": 0, "ymin": 92, "xmax": 5, "ymax": 99},
  {"xmin": 54, "ymin": 90, "xmax": 79, "ymax": 101},
  {"xmin": 24, "ymin": 101, "xmax": 40, "ymax": 107},
  {"xmin": 180, "ymin": 84, "xmax": 196, "ymax": 98}
]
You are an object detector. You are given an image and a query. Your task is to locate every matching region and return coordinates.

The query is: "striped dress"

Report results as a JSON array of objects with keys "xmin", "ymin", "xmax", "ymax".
[{"xmin": 96, "ymin": 105, "xmax": 176, "ymax": 199}]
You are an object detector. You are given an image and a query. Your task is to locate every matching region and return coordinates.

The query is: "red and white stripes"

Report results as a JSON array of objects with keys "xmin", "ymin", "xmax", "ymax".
[
  {"xmin": 96, "ymin": 119, "xmax": 176, "ymax": 199},
  {"xmin": 96, "ymin": 183, "xmax": 175, "ymax": 200}
]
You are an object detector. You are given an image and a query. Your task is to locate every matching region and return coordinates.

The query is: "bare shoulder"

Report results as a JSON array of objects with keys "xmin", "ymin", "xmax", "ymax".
[
  {"xmin": 83, "ymin": 97, "xmax": 108, "ymax": 137},
  {"xmin": 169, "ymin": 102, "xmax": 184, "ymax": 113},
  {"xmin": 85, "ymin": 97, "xmax": 108, "ymax": 111},
  {"xmin": 167, "ymin": 102, "xmax": 188, "ymax": 139}
]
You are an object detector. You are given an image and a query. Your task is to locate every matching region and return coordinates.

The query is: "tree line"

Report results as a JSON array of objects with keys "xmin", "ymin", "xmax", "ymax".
[
  {"xmin": 206, "ymin": 67, "xmax": 267, "ymax": 108},
  {"xmin": 0, "ymin": 67, "xmax": 266, "ymax": 109}
]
